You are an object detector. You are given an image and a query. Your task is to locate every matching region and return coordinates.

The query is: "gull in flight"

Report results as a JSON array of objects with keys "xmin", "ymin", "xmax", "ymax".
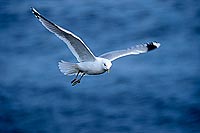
[{"xmin": 31, "ymin": 7, "xmax": 160, "ymax": 86}]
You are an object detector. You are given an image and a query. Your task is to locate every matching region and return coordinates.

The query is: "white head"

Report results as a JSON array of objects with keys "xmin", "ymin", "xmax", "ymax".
[{"xmin": 102, "ymin": 59, "xmax": 112, "ymax": 71}]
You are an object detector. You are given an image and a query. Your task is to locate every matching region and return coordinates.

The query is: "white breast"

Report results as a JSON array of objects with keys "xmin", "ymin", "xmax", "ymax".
[{"xmin": 77, "ymin": 60, "xmax": 105, "ymax": 75}]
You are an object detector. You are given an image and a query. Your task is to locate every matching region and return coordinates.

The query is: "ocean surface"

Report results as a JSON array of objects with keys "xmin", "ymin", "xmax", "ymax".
[{"xmin": 0, "ymin": 0, "xmax": 200, "ymax": 132}]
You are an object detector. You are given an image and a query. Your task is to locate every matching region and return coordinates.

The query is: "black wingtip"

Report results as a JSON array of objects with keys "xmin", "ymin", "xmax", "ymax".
[
  {"xmin": 30, "ymin": 7, "xmax": 40, "ymax": 19},
  {"xmin": 146, "ymin": 42, "xmax": 160, "ymax": 51},
  {"xmin": 30, "ymin": 7, "xmax": 35, "ymax": 13}
]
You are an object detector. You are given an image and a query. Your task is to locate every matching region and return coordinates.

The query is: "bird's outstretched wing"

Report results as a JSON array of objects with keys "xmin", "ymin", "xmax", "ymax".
[
  {"xmin": 100, "ymin": 42, "xmax": 160, "ymax": 62},
  {"xmin": 31, "ymin": 7, "xmax": 96, "ymax": 62}
]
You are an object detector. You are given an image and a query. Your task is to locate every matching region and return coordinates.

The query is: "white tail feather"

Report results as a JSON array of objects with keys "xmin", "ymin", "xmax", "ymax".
[{"xmin": 58, "ymin": 60, "xmax": 78, "ymax": 75}]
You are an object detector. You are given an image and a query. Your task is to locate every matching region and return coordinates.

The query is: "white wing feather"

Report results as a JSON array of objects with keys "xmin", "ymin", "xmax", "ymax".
[
  {"xmin": 100, "ymin": 42, "xmax": 160, "ymax": 61},
  {"xmin": 31, "ymin": 7, "xmax": 96, "ymax": 62}
]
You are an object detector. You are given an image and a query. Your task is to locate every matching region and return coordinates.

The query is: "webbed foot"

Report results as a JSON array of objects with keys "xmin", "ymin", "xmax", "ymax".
[{"xmin": 72, "ymin": 80, "xmax": 80, "ymax": 86}]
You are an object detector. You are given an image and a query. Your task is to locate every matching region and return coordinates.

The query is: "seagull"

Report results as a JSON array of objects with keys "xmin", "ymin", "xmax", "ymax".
[{"xmin": 31, "ymin": 7, "xmax": 160, "ymax": 86}]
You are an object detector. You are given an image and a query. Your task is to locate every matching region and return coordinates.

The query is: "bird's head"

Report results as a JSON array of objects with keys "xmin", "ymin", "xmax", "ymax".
[{"xmin": 102, "ymin": 59, "xmax": 112, "ymax": 72}]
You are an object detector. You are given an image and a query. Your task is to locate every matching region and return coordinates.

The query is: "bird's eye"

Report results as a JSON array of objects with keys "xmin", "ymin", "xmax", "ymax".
[{"xmin": 103, "ymin": 63, "xmax": 106, "ymax": 66}]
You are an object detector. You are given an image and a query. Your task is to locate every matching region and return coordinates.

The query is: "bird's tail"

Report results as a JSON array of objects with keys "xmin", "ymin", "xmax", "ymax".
[{"xmin": 58, "ymin": 60, "xmax": 78, "ymax": 75}]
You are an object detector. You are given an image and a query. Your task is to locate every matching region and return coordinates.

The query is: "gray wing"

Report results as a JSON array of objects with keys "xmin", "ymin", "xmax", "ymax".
[
  {"xmin": 100, "ymin": 42, "xmax": 160, "ymax": 62},
  {"xmin": 31, "ymin": 7, "xmax": 96, "ymax": 62}
]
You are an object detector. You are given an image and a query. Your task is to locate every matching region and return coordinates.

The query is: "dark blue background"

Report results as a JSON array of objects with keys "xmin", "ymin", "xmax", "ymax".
[{"xmin": 0, "ymin": 0, "xmax": 200, "ymax": 132}]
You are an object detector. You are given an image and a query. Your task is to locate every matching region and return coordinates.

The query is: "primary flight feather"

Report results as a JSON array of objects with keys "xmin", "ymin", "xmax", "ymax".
[{"xmin": 31, "ymin": 7, "xmax": 160, "ymax": 86}]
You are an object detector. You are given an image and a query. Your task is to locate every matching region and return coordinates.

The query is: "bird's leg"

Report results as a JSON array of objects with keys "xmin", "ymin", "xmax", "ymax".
[
  {"xmin": 71, "ymin": 71, "xmax": 80, "ymax": 84},
  {"xmin": 72, "ymin": 73, "xmax": 85, "ymax": 86},
  {"xmin": 76, "ymin": 73, "xmax": 85, "ymax": 83}
]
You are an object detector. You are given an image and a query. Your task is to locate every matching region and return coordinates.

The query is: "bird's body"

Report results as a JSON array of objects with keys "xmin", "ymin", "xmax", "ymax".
[
  {"xmin": 31, "ymin": 7, "xmax": 160, "ymax": 86},
  {"xmin": 77, "ymin": 57, "xmax": 112, "ymax": 75}
]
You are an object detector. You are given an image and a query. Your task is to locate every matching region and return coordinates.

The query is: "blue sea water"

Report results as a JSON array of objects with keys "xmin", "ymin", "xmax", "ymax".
[{"xmin": 0, "ymin": 0, "xmax": 200, "ymax": 132}]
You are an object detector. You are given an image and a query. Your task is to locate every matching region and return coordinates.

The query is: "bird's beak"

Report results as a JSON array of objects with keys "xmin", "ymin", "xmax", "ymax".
[{"xmin": 107, "ymin": 69, "xmax": 110, "ymax": 73}]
